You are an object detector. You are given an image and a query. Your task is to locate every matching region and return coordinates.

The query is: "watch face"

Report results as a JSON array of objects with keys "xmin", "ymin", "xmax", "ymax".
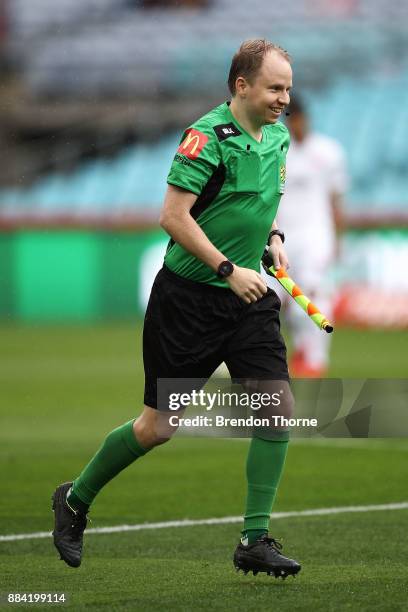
[{"xmin": 218, "ymin": 261, "xmax": 234, "ymax": 278}]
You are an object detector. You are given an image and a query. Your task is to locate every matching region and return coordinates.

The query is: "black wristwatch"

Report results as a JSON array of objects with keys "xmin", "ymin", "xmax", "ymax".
[
  {"xmin": 268, "ymin": 229, "xmax": 285, "ymax": 245},
  {"xmin": 217, "ymin": 260, "xmax": 234, "ymax": 279}
]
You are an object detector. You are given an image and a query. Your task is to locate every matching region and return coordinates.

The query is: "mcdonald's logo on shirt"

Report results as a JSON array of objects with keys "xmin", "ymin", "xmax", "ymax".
[{"xmin": 178, "ymin": 128, "xmax": 209, "ymax": 160}]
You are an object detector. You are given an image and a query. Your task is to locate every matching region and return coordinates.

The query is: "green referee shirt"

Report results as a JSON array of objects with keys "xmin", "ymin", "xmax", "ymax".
[{"xmin": 165, "ymin": 101, "xmax": 290, "ymax": 287}]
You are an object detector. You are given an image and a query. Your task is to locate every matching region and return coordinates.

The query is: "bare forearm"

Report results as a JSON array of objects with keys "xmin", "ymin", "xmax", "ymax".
[{"xmin": 161, "ymin": 212, "xmax": 226, "ymax": 272}]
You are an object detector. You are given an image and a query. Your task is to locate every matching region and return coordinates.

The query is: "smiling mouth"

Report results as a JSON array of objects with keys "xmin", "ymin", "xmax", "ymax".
[{"xmin": 270, "ymin": 107, "xmax": 283, "ymax": 114}]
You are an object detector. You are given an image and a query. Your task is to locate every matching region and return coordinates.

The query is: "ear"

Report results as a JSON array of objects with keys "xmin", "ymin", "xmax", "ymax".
[{"xmin": 235, "ymin": 76, "xmax": 248, "ymax": 98}]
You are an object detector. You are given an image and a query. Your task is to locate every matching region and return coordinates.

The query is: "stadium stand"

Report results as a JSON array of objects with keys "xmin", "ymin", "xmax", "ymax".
[
  {"xmin": 6, "ymin": 0, "xmax": 408, "ymax": 95},
  {"xmin": 0, "ymin": 0, "xmax": 407, "ymax": 218}
]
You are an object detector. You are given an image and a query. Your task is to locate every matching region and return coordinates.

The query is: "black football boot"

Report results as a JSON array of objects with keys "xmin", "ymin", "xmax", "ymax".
[
  {"xmin": 52, "ymin": 482, "xmax": 87, "ymax": 568},
  {"xmin": 233, "ymin": 534, "xmax": 301, "ymax": 579}
]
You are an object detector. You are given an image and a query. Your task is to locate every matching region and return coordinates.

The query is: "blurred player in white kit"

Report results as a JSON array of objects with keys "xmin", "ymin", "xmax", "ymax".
[{"xmin": 271, "ymin": 96, "xmax": 349, "ymax": 377}]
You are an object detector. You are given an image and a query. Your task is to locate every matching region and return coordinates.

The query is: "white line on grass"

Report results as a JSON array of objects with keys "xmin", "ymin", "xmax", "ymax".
[{"xmin": 1, "ymin": 502, "xmax": 408, "ymax": 543}]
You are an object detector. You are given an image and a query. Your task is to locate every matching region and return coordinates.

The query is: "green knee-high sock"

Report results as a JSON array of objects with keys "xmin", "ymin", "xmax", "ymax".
[
  {"xmin": 67, "ymin": 420, "xmax": 148, "ymax": 512},
  {"xmin": 242, "ymin": 437, "xmax": 288, "ymax": 544}
]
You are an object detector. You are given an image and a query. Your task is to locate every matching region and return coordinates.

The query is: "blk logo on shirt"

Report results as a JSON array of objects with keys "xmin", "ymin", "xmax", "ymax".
[
  {"xmin": 213, "ymin": 122, "xmax": 242, "ymax": 142},
  {"xmin": 178, "ymin": 129, "xmax": 209, "ymax": 160}
]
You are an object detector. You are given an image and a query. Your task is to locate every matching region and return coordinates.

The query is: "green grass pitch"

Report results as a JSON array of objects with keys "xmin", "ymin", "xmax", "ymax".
[{"xmin": 1, "ymin": 324, "xmax": 407, "ymax": 610}]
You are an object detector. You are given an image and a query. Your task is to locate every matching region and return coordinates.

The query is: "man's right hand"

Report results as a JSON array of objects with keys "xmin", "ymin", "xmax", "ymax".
[{"xmin": 226, "ymin": 266, "xmax": 268, "ymax": 304}]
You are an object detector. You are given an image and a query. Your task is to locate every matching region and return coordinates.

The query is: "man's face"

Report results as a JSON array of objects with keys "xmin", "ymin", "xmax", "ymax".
[{"xmin": 240, "ymin": 52, "xmax": 292, "ymax": 125}]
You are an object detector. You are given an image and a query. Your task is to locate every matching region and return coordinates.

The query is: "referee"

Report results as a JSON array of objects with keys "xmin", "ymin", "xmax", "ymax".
[{"xmin": 52, "ymin": 39, "xmax": 301, "ymax": 579}]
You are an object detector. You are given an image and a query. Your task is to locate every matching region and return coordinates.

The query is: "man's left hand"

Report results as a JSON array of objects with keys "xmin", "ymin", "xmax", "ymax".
[{"xmin": 268, "ymin": 236, "xmax": 289, "ymax": 271}]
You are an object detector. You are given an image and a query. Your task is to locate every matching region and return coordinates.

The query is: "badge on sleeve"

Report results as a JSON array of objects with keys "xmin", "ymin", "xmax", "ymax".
[
  {"xmin": 178, "ymin": 128, "xmax": 209, "ymax": 160},
  {"xmin": 279, "ymin": 163, "xmax": 286, "ymax": 194}
]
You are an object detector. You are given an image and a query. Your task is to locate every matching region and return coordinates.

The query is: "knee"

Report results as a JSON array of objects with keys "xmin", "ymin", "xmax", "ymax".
[
  {"xmin": 253, "ymin": 382, "xmax": 294, "ymax": 440},
  {"xmin": 244, "ymin": 382, "xmax": 295, "ymax": 438},
  {"xmin": 133, "ymin": 406, "xmax": 180, "ymax": 449},
  {"xmin": 277, "ymin": 384, "xmax": 295, "ymax": 420},
  {"xmin": 245, "ymin": 379, "xmax": 295, "ymax": 420}
]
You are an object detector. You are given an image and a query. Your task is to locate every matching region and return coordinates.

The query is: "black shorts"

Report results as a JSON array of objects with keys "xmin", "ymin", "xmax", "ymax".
[{"xmin": 143, "ymin": 265, "xmax": 289, "ymax": 409}]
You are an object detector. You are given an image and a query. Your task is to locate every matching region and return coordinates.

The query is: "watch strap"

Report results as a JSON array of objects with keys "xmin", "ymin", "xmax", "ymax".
[{"xmin": 268, "ymin": 229, "xmax": 285, "ymax": 245}]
